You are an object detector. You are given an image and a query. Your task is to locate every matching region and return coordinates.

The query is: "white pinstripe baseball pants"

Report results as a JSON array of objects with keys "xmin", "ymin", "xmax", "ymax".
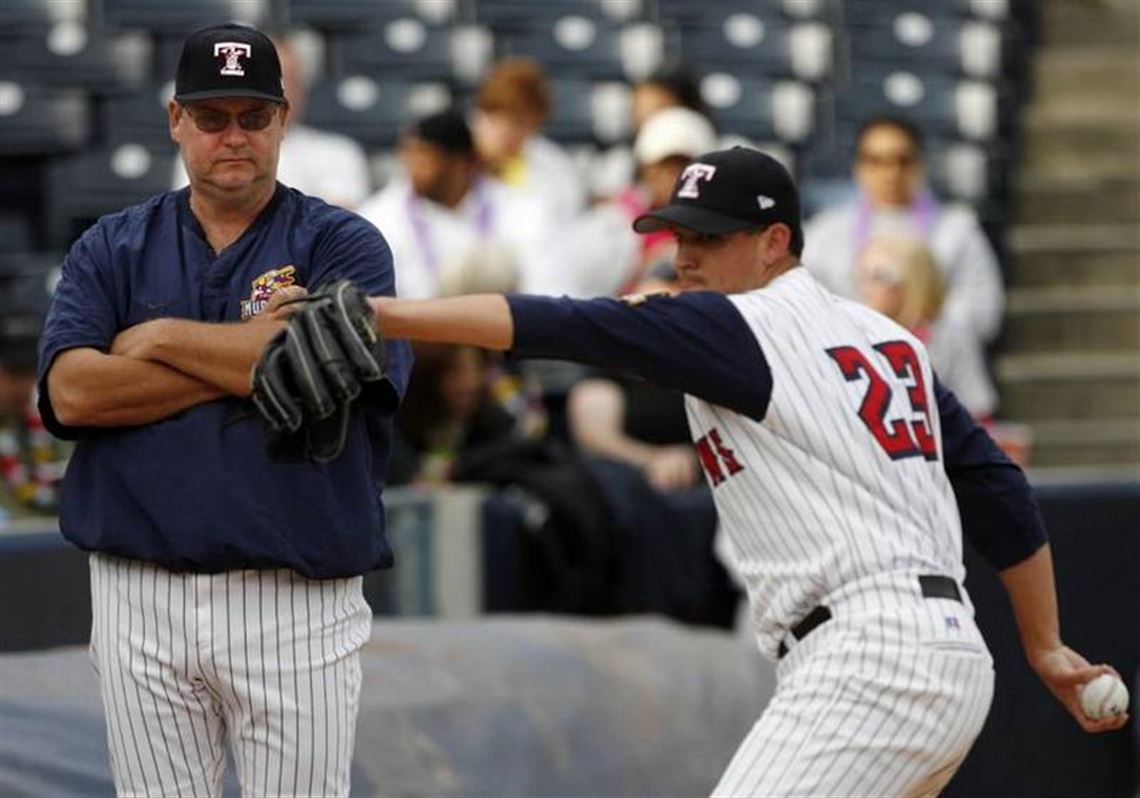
[
  {"xmin": 713, "ymin": 587, "xmax": 995, "ymax": 797},
  {"xmin": 88, "ymin": 553, "xmax": 373, "ymax": 798}
]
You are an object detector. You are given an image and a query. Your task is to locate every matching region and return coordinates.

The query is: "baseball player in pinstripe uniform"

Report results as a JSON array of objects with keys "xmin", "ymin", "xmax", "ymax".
[
  {"xmin": 37, "ymin": 24, "xmax": 411, "ymax": 797},
  {"xmin": 260, "ymin": 146, "xmax": 1128, "ymax": 796}
]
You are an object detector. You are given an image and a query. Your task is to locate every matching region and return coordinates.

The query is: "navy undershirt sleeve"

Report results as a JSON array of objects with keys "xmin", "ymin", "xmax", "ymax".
[
  {"xmin": 508, "ymin": 292, "xmax": 773, "ymax": 421},
  {"xmin": 937, "ymin": 376, "xmax": 1047, "ymax": 569}
]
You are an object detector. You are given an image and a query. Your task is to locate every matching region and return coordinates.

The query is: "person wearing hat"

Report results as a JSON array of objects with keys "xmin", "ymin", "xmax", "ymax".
[
  {"xmin": 358, "ymin": 108, "xmax": 562, "ymax": 298},
  {"xmin": 564, "ymin": 106, "xmax": 718, "ymax": 298},
  {"xmin": 36, "ymin": 23, "xmax": 412, "ymax": 796},
  {"xmin": 287, "ymin": 145, "xmax": 1126, "ymax": 793}
]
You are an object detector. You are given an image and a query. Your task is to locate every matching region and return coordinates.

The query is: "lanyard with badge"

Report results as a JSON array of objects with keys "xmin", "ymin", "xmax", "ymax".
[{"xmin": 405, "ymin": 179, "xmax": 495, "ymax": 277}]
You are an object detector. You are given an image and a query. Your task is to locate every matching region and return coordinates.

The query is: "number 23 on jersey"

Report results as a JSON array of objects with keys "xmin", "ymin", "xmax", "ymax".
[{"xmin": 826, "ymin": 340, "xmax": 938, "ymax": 462}]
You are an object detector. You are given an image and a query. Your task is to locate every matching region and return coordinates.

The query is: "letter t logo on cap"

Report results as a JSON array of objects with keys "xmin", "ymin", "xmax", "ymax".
[
  {"xmin": 677, "ymin": 163, "xmax": 717, "ymax": 198},
  {"xmin": 215, "ymin": 42, "xmax": 252, "ymax": 76}
]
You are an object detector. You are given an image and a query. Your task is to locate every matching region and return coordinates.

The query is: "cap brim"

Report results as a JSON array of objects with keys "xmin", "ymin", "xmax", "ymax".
[
  {"xmin": 632, "ymin": 204, "xmax": 758, "ymax": 236},
  {"xmin": 175, "ymin": 89, "xmax": 286, "ymax": 103}
]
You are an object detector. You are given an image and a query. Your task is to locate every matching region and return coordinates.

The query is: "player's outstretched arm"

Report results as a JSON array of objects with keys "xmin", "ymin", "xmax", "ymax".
[
  {"xmin": 999, "ymin": 544, "xmax": 1129, "ymax": 733},
  {"xmin": 368, "ymin": 295, "xmax": 514, "ymax": 351}
]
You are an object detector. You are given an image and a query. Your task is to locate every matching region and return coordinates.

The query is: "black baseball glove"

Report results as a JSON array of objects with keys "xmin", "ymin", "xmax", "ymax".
[{"xmin": 250, "ymin": 280, "xmax": 386, "ymax": 463}]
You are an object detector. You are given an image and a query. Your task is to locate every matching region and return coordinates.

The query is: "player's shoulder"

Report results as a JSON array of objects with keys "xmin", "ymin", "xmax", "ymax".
[
  {"xmin": 71, "ymin": 190, "xmax": 180, "ymax": 258},
  {"xmin": 285, "ymin": 186, "xmax": 392, "ymax": 254}
]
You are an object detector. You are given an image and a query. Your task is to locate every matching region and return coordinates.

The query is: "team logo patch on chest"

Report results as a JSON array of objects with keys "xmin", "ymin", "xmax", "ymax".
[{"xmin": 240, "ymin": 265, "xmax": 296, "ymax": 320}]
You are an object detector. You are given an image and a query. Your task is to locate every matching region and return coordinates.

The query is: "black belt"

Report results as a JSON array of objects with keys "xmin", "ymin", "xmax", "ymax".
[{"xmin": 777, "ymin": 575, "xmax": 962, "ymax": 659}]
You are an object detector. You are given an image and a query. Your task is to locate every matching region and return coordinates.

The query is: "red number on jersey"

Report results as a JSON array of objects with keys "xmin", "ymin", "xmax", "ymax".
[
  {"xmin": 826, "ymin": 341, "xmax": 938, "ymax": 462},
  {"xmin": 874, "ymin": 340, "xmax": 938, "ymax": 461}
]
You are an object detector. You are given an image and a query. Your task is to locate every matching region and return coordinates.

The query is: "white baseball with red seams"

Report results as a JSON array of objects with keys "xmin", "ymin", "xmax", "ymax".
[{"xmin": 1080, "ymin": 674, "xmax": 1130, "ymax": 720}]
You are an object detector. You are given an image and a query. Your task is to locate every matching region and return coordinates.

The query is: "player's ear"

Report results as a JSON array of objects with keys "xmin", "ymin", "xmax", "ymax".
[
  {"xmin": 277, "ymin": 101, "xmax": 291, "ymax": 129},
  {"xmin": 168, "ymin": 101, "xmax": 183, "ymax": 144}
]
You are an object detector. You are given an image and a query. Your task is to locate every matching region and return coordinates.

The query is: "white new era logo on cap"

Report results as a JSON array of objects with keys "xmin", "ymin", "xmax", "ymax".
[{"xmin": 757, "ymin": 195, "xmax": 775, "ymax": 210}]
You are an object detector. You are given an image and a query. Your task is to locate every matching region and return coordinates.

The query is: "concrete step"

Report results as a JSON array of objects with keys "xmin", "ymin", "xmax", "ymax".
[
  {"xmin": 1020, "ymin": 122, "xmax": 1140, "ymax": 180},
  {"xmin": 1001, "ymin": 285, "xmax": 1140, "ymax": 352},
  {"xmin": 996, "ymin": 352, "xmax": 1140, "ymax": 421},
  {"xmin": 1021, "ymin": 419, "xmax": 1140, "ymax": 467},
  {"xmin": 1008, "ymin": 223, "xmax": 1140, "ymax": 255},
  {"xmin": 1008, "ymin": 250, "xmax": 1140, "ymax": 288},
  {"xmin": 1014, "ymin": 174, "xmax": 1140, "ymax": 226},
  {"xmin": 1043, "ymin": 0, "xmax": 1140, "ymax": 47},
  {"xmin": 1032, "ymin": 47, "xmax": 1140, "ymax": 103}
]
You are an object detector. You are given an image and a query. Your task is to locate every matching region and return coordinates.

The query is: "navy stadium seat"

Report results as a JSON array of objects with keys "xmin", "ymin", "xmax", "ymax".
[
  {"xmin": 304, "ymin": 76, "xmax": 451, "ymax": 148},
  {"xmin": 0, "ymin": 83, "xmax": 90, "ymax": 156},
  {"xmin": 543, "ymin": 78, "xmax": 632, "ymax": 145},
  {"xmin": 698, "ymin": 73, "xmax": 816, "ymax": 144},
  {"xmin": 288, "ymin": 0, "xmax": 468, "ymax": 30},
  {"xmin": 100, "ymin": 86, "xmax": 177, "ymax": 150},
  {"xmin": 6, "ymin": 27, "xmax": 152, "ymax": 95},
  {"xmin": 846, "ymin": 15, "xmax": 1004, "ymax": 79},
  {"xmin": 332, "ymin": 21, "xmax": 467, "ymax": 82},
  {"xmin": 0, "ymin": 214, "xmax": 33, "ymax": 254},
  {"xmin": 44, "ymin": 145, "xmax": 177, "ymax": 248},
  {"xmin": 677, "ymin": 12, "xmax": 834, "ymax": 82},
  {"xmin": 839, "ymin": 0, "xmax": 975, "ymax": 27},
  {"xmin": 498, "ymin": 19, "xmax": 664, "ymax": 82},
  {"xmin": 474, "ymin": 0, "xmax": 648, "ymax": 27},
  {"xmin": 0, "ymin": 0, "xmax": 87, "ymax": 32},
  {"xmin": 657, "ymin": 0, "xmax": 789, "ymax": 24},
  {"xmin": 98, "ymin": 0, "xmax": 271, "ymax": 34},
  {"xmin": 839, "ymin": 67, "xmax": 999, "ymax": 142}
]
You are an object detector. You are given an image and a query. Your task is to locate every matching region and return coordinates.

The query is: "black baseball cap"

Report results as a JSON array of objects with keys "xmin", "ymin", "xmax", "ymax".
[
  {"xmin": 174, "ymin": 23, "xmax": 285, "ymax": 104},
  {"xmin": 633, "ymin": 146, "xmax": 801, "ymax": 240}
]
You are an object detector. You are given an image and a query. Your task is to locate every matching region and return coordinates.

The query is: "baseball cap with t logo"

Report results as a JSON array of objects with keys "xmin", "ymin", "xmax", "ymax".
[
  {"xmin": 633, "ymin": 146, "xmax": 802, "ymax": 241},
  {"xmin": 174, "ymin": 23, "xmax": 285, "ymax": 104}
]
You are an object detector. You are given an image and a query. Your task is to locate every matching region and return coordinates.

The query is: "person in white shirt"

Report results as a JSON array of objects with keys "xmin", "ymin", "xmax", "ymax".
[
  {"xmin": 803, "ymin": 115, "xmax": 1005, "ymax": 346},
  {"xmin": 173, "ymin": 36, "xmax": 371, "ymax": 208},
  {"xmin": 358, "ymin": 110, "xmax": 569, "ymax": 299},
  {"xmin": 470, "ymin": 57, "xmax": 586, "ymax": 223}
]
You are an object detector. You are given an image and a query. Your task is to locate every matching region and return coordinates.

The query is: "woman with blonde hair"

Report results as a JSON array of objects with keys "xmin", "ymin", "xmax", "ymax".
[{"xmin": 857, "ymin": 235, "xmax": 999, "ymax": 422}]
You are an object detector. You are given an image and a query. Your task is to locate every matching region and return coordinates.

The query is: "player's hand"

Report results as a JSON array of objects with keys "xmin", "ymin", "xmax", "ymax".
[
  {"xmin": 1030, "ymin": 645, "xmax": 1130, "ymax": 733},
  {"xmin": 643, "ymin": 445, "xmax": 700, "ymax": 492},
  {"xmin": 255, "ymin": 285, "xmax": 309, "ymax": 322}
]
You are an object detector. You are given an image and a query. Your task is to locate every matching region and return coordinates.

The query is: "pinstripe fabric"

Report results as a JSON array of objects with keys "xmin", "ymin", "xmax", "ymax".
[
  {"xmin": 89, "ymin": 553, "xmax": 372, "ymax": 798},
  {"xmin": 680, "ymin": 268, "xmax": 994, "ymax": 795},
  {"xmin": 711, "ymin": 578, "xmax": 994, "ymax": 797}
]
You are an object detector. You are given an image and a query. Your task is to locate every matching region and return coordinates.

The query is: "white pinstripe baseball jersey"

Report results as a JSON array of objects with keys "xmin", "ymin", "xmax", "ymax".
[{"xmin": 684, "ymin": 267, "xmax": 970, "ymax": 660}]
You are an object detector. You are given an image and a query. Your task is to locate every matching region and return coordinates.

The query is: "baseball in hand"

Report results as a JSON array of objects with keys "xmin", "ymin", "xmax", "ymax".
[{"xmin": 1079, "ymin": 673, "xmax": 1129, "ymax": 720}]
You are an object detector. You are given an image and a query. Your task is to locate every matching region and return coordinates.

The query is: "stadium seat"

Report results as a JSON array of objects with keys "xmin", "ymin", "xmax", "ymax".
[
  {"xmin": 0, "ymin": 82, "xmax": 90, "ymax": 156},
  {"xmin": 839, "ymin": 67, "xmax": 998, "ymax": 142},
  {"xmin": 332, "ymin": 20, "xmax": 478, "ymax": 82},
  {"xmin": 287, "ymin": 0, "xmax": 467, "ymax": 29},
  {"xmin": 303, "ymin": 76, "xmax": 452, "ymax": 148},
  {"xmin": 98, "ymin": 0, "xmax": 271, "ymax": 34},
  {"xmin": 838, "ymin": 0, "xmax": 988, "ymax": 27},
  {"xmin": 44, "ymin": 145, "xmax": 176, "ymax": 248},
  {"xmin": 698, "ymin": 73, "xmax": 816, "ymax": 144},
  {"xmin": 497, "ymin": 20, "xmax": 665, "ymax": 81},
  {"xmin": 0, "ymin": 214, "xmax": 33, "ymax": 254},
  {"xmin": 657, "ymin": 0, "xmax": 790, "ymax": 24},
  {"xmin": 100, "ymin": 85, "xmax": 177, "ymax": 150},
  {"xmin": 0, "ymin": 0, "xmax": 86, "ymax": 32},
  {"xmin": 677, "ymin": 13, "xmax": 834, "ymax": 82},
  {"xmin": 6, "ymin": 26, "xmax": 152, "ymax": 94},
  {"xmin": 544, "ymin": 78, "xmax": 632, "ymax": 145},
  {"xmin": 846, "ymin": 15, "xmax": 1003, "ymax": 79},
  {"xmin": 474, "ymin": 0, "xmax": 647, "ymax": 28}
]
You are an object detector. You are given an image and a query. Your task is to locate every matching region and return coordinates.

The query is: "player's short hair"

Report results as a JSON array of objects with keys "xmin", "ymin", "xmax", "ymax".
[
  {"xmin": 754, "ymin": 223, "xmax": 804, "ymax": 257},
  {"xmin": 477, "ymin": 57, "xmax": 552, "ymax": 121},
  {"xmin": 856, "ymin": 114, "xmax": 924, "ymax": 156}
]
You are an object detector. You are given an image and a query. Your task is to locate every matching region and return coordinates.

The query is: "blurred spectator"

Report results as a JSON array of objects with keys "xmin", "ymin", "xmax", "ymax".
[
  {"xmin": 803, "ymin": 115, "xmax": 1005, "ymax": 347},
  {"xmin": 388, "ymin": 343, "xmax": 521, "ymax": 485},
  {"xmin": 0, "ymin": 270, "xmax": 69, "ymax": 522},
  {"xmin": 565, "ymin": 106, "xmax": 717, "ymax": 297},
  {"xmin": 358, "ymin": 109, "xmax": 575, "ymax": 298},
  {"xmin": 174, "ymin": 34, "xmax": 371, "ymax": 208},
  {"xmin": 631, "ymin": 65, "xmax": 708, "ymax": 133},
  {"xmin": 856, "ymin": 235, "xmax": 998, "ymax": 421},
  {"xmin": 471, "ymin": 57, "xmax": 587, "ymax": 222}
]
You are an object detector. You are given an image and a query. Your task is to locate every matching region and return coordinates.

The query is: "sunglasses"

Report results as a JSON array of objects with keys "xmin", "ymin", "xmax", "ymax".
[{"xmin": 182, "ymin": 104, "xmax": 279, "ymax": 133}]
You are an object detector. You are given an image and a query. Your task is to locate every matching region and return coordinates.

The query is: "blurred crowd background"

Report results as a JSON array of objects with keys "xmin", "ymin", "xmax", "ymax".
[{"xmin": 1, "ymin": 0, "xmax": 1137, "ymax": 622}]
